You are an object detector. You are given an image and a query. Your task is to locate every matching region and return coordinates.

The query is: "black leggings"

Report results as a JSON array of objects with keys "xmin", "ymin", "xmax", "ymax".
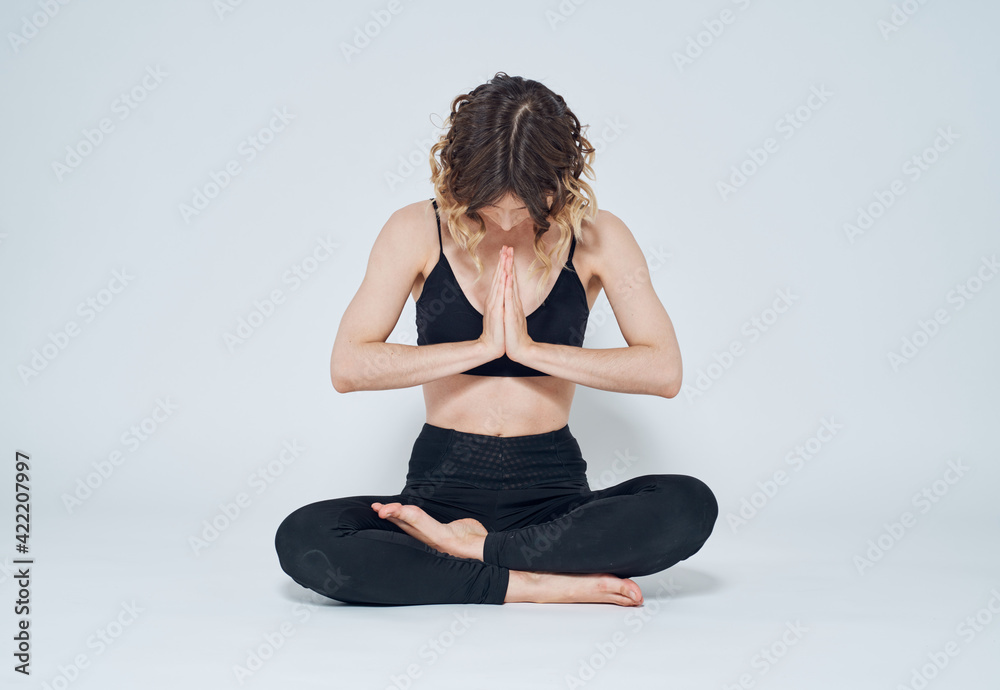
[{"xmin": 274, "ymin": 422, "xmax": 718, "ymax": 606}]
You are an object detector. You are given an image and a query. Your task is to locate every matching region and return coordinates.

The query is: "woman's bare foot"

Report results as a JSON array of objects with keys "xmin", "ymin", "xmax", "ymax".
[
  {"xmin": 371, "ymin": 502, "xmax": 487, "ymax": 561},
  {"xmin": 504, "ymin": 570, "xmax": 645, "ymax": 606}
]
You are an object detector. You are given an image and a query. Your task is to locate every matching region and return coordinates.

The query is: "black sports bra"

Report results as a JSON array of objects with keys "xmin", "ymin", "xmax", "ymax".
[{"xmin": 415, "ymin": 199, "xmax": 590, "ymax": 376}]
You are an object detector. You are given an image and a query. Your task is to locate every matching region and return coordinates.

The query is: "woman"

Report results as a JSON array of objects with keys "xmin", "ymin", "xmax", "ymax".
[{"xmin": 275, "ymin": 73, "xmax": 718, "ymax": 606}]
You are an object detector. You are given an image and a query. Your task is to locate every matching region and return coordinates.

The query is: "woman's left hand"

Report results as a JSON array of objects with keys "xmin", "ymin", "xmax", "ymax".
[{"xmin": 503, "ymin": 248, "xmax": 535, "ymax": 363}]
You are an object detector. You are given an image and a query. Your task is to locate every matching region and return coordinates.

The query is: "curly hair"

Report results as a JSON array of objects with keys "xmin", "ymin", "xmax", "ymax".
[{"xmin": 428, "ymin": 72, "xmax": 598, "ymax": 305}]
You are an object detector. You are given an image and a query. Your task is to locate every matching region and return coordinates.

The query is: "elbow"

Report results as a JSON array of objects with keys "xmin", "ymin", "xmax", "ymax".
[
  {"xmin": 659, "ymin": 360, "xmax": 683, "ymax": 399},
  {"xmin": 330, "ymin": 350, "xmax": 356, "ymax": 394},
  {"xmin": 331, "ymin": 372, "xmax": 354, "ymax": 394},
  {"xmin": 661, "ymin": 379, "xmax": 681, "ymax": 399}
]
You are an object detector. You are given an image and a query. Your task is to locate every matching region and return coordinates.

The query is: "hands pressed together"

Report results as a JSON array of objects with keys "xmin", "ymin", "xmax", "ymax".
[{"xmin": 478, "ymin": 246, "xmax": 534, "ymax": 363}]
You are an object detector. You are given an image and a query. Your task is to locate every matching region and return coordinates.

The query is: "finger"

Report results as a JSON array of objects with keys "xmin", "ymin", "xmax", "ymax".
[
  {"xmin": 497, "ymin": 250, "xmax": 509, "ymax": 306},
  {"xmin": 490, "ymin": 246, "xmax": 507, "ymax": 300},
  {"xmin": 487, "ymin": 259, "xmax": 502, "ymax": 316},
  {"xmin": 482, "ymin": 250, "xmax": 500, "ymax": 315},
  {"xmin": 504, "ymin": 272, "xmax": 515, "ymax": 322},
  {"xmin": 507, "ymin": 254, "xmax": 521, "ymax": 310},
  {"xmin": 494, "ymin": 246, "xmax": 506, "ymax": 282},
  {"xmin": 510, "ymin": 255, "xmax": 519, "ymax": 300},
  {"xmin": 495, "ymin": 265, "xmax": 505, "ymax": 311},
  {"xmin": 498, "ymin": 246, "xmax": 509, "ymax": 289}
]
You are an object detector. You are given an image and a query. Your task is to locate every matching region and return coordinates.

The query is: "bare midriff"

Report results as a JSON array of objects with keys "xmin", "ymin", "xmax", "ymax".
[{"xmin": 421, "ymin": 374, "xmax": 578, "ymax": 437}]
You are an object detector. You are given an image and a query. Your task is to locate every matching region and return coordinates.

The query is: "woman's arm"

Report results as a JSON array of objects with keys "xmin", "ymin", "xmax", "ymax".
[
  {"xmin": 330, "ymin": 203, "xmax": 495, "ymax": 393},
  {"xmin": 512, "ymin": 211, "xmax": 682, "ymax": 398}
]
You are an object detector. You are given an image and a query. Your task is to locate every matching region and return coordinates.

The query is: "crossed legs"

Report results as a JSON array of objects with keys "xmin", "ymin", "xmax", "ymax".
[{"xmin": 275, "ymin": 474, "xmax": 718, "ymax": 606}]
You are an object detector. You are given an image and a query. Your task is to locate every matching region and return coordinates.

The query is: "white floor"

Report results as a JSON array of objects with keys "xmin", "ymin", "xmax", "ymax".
[{"xmin": 6, "ymin": 510, "xmax": 997, "ymax": 690}]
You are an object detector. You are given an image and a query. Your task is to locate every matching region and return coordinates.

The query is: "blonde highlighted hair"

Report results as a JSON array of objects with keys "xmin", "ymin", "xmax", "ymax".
[{"xmin": 428, "ymin": 72, "xmax": 599, "ymax": 305}]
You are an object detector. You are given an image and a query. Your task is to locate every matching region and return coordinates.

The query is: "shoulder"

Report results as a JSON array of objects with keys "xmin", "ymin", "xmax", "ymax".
[
  {"xmin": 575, "ymin": 209, "xmax": 653, "ymax": 294},
  {"xmin": 582, "ymin": 208, "xmax": 630, "ymax": 239},
  {"xmin": 375, "ymin": 199, "xmax": 439, "ymax": 249},
  {"xmin": 577, "ymin": 208, "xmax": 641, "ymax": 265},
  {"xmin": 366, "ymin": 200, "xmax": 438, "ymax": 273},
  {"xmin": 384, "ymin": 199, "xmax": 438, "ymax": 233}
]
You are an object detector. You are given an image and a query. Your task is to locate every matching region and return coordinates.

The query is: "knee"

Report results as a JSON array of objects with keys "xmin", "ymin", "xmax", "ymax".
[
  {"xmin": 275, "ymin": 507, "xmax": 303, "ymax": 570},
  {"xmin": 685, "ymin": 475, "xmax": 719, "ymax": 544},
  {"xmin": 274, "ymin": 503, "xmax": 325, "ymax": 575},
  {"xmin": 612, "ymin": 474, "xmax": 718, "ymax": 577},
  {"xmin": 657, "ymin": 474, "xmax": 719, "ymax": 549},
  {"xmin": 274, "ymin": 502, "xmax": 357, "ymax": 600}
]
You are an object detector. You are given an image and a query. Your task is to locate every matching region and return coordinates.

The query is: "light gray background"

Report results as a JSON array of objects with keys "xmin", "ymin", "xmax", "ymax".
[{"xmin": 1, "ymin": 1, "xmax": 997, "ymax": 688}]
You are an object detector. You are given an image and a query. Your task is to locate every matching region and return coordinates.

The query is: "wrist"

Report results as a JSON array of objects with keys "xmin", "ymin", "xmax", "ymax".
[
  {"xmin": 476, "ymin": 336, "xmax": 503, "ymax": 362},
  {"xmin": 510, "ymin": 338, "xmax": 540, "ymax": 367}
]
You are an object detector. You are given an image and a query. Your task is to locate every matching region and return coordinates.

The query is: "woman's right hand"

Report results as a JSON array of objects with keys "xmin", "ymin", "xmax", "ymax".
[{"xmin": 478, "ymin": 246, "xmax": 509, "ymax": 360}]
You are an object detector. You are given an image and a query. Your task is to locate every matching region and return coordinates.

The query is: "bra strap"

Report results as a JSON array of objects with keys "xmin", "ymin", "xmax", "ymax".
[{"xmin": 431, "ymin": 199, "xmax": 443, "ymax": 252}]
